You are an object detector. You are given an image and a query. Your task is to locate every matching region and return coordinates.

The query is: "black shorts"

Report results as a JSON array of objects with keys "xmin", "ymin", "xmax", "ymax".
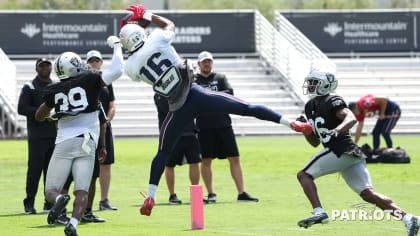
[
  {"xmin": 92, "ymin": 153, "xmax": 100, "ymax": 178},
  {"xmin": 198, "ymin": 127, "xmax": 239, "ymax": 159},
  {"xmin": 101, "ymin": 124, "xmax": 115, "ymax": 165},
  {"xmin": 166, "ymin": 135, "xmax": 202, "ymax": 167}
]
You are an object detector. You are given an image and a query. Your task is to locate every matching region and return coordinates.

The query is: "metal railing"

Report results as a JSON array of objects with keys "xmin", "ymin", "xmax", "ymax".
[
  {"xmin": 0, "ymin": 48, "xmax": 21, "ymax": 138},
  {"xmin": 255, "ymin": 11, "xmax": 336, "ymax": 104},
  {"xmin": 0, "ymin": 89, "xmax": 21, "ymax": 138}
]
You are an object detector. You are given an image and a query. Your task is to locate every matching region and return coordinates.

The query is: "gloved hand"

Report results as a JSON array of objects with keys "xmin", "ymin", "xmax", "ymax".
[
  {"xmin": 126, "ymin": 5, "xmax": 148, "ymax": 21},
  {"xmin": 107, "ymin": 35, "xmax": 120, "ymax": 48},
  {"xmin": 290, "ymin": 120, "xmax": 313, "ymax": 135},
  {"xmin": 120, "ymin": 5, "xmax": 152, "ymax": 28}
]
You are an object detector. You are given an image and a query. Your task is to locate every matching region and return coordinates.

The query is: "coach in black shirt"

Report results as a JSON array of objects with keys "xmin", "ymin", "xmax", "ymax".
[
  {"xmin": 18, "ymin": 58, "xmax": 56, "ymax": 214},
  {"xmin": 194, "ymin": 51, "xmax": 258, "ymax": 203}
]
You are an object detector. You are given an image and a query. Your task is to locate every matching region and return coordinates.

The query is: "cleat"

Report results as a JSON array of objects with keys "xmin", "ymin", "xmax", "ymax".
[
  {"xmin": 140, "ymin": 197, "xmax": 155, "ymax": 216},
  {"xmin": 406, "ymin": 216, "xmax": 419, "ymax": 236},
  {"xmin": 55, "ymin": 214, "xmax": 70, "ymax": 225},
  {"xmin": 99, "ymin": 199, "xmax": 118, "ymax": 211},
  {"xmin": 290, "ymin": 121, "xmax": 313, "ymax": 135},
  {"xmin": 237, "ymin": 192, "xmax": 259, "ymax": 202},
  {"xmin": 55, "ymin": 208, "xmax": 70, "ymax": 225},
  {"xmin": 47, "ymin": 194, "xmax": 70, "ymax": 225},
  {"xmin": 81, "ymin": 211, "xmax": 106, "ymax": 223},
  {"xmin": 23, "ymin": 199, "xmax": 36, "ymax": 215},
  {"xmin": 43, "ymin": 201, "xmax": 53, "ymax": 213},
  {"xmin": 24, "ymin": 206, "xmax": 36, "ymax": 215},
  {"xmin": 64, "ymin": 223, "xmax": 78, "ymax": 236},
  {"xmin": 298, "ymin": 212, "xmax": 329, "ymax": 228},
  {"xmin": 204, "ymin": 193, "xmax": 217, "ymax": 204},
  {"xmin": 168, "ymin": 194, "xmax": 182, "ymax": 205}
]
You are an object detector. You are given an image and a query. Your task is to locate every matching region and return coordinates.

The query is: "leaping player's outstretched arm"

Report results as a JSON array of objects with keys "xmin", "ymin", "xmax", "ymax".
[
  {"xmin": 149, "ymin": 14, "xmax": 175, "ymax": 32},
  {"xmin": 125, "ymin": 4, "xmax": 175, "ymax": 32},
  {"xmin": 100, "ymin": 36, "xmax": 124, "ymax": 87}
]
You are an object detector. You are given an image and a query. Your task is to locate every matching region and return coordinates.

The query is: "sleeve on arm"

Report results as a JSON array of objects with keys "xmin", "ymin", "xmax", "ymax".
[
  {"xmin": 102, "ymin": 44, "xmax": 124, "ymax": 85},
  {"xmin": 151, "ymin": 28, "xmax": 175, "ymax": 43},
  {"xmin": 220, "ymin": 74, "xmax": 234, "ymax": 95},
  {"xmin": 17, "ymin": 85, "xmax": 37, "ymax": 116},
  {"xmin": 329, "ymin": 96, "xmax": 347, "ymax": 114},
  {"xmin": 107, "ymin": 84, "xmax": 115, "ymax": 101}
]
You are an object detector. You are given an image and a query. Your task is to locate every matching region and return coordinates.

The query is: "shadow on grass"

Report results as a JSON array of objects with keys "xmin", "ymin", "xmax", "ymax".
[
  {"xmin": 0, "ymin": 212, "xmax": 49, "ymax": 217},
  {"xmin": 29, "ymin": 224, "xmax": 60, "ymax": 229}
]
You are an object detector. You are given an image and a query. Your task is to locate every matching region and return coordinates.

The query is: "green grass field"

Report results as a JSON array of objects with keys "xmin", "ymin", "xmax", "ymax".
[{"xmin": 1, "ymin": 135, "xmax": 419, "ymax": 236}]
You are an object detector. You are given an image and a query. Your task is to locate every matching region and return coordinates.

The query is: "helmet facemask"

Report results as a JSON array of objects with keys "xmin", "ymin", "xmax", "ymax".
[
  {"xmin": 302, "ymin": 71, "xmax": 337, "ymax": 98},
  {"xmin": 119, "ymin": 24, "xmax": 146, "ymax": 53}
]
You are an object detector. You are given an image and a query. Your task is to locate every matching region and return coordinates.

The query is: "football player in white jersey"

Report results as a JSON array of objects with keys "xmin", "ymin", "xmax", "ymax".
[
  {"xmin": 34, "ymin": 36, "xmax": 123, "ymax": 236},
  {"xmin": 118, "ymin": 4, "xmax": 313, "ymax": 216}
]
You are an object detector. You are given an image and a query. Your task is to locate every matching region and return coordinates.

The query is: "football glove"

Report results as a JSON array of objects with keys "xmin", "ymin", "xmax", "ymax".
[
  {"xmin": 290, "ymin": 120, "xmax": 313, "ymax": 135},
  {"xmin": 126, "ymin": 5, "xmax": 146, "ymax": 20},
  {"xmin": 107, "ymin": 35, "xmax": 120, "ymax": 48},
  {"xmin": 120, "ymin": 5, "xmax": 152, "ymax": 28}
]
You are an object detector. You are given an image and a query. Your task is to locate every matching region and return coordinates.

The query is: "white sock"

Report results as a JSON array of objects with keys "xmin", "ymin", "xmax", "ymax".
[
  {"xmin": 313, "ymin": 207, "xmax": 326, "ymax": 215},
  {"xmin": 403, "ymin": 214, "xmax": 414, "ymax": 225},
  {"xmin": 69, "ymin": 217, "xmax": 78, "ymax": 227},
  {"xmin": 55, "ymin": 194, "xmax": 62, "ymax": 203},
  {"xmin": 148, "ymin": 184, "xmax": 158, "ymax": 198},
  {"xmin": 279, "ymin": 117, "xmax": 290, "ymax": 127}
]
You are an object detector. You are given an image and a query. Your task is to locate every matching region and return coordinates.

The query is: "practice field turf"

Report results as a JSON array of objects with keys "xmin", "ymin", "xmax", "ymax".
[{"xmin": 0, "ymin": 135, "xmax": 419, "ymax": 236}]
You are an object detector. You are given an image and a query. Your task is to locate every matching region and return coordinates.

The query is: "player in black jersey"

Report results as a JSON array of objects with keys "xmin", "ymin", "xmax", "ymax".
[
  {"xmin": 294, "ymin": 71, "xmax": 419, "ymax": 236},
  {"xmin": 194, "ymin": 51, "xmax": 258, "ymax": 203},
  {"xmin": 34, "ymin": 35, "xmax": 123, "ymax": 236}
]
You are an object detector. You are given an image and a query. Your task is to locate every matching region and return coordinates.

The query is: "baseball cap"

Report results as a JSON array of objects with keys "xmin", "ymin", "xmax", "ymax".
[
  {"xmin": 35, "ymin": 58, "xmax": 52, "ymax": 67},
  {"xmin": 198, "ymin": 51, "xmax": 213, "ymax": 62},
  {"xmin": 86, "ymin": 50, "xmax": 103, "ymax": 62}
]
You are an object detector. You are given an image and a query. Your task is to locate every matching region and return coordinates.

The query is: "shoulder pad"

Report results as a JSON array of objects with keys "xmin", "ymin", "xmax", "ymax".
[{"xmin": 24, "ymin": 82, "xmax": 35, "ymax": 90}]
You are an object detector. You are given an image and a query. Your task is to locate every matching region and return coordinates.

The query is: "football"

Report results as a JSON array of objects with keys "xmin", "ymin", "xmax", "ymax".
[{"xmin": 120, "ymin": 13, "xmax": 151, "ymax": 29}]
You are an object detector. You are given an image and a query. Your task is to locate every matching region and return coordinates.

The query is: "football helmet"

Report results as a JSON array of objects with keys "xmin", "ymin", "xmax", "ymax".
[
  {"xmin": 119, "ymin": 24, "xmax": 146, "ymax": 53},
  {"xmin": 54, "ymin": 52, "xmax": 88, "ymax": 80},
  {"xmin": 302, "ymin": 71, "xmax": 337, "ymax": 98}
]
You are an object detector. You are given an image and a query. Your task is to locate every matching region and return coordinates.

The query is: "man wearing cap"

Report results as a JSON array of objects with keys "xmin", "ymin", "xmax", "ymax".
[
  {"xmin": 18, "ymin": 58, "xmax": 57, "ymax": 214},
  {"xmin": 195, "ymin": 51, "xmax": 258, "ymax": 203},
  {"xmin": 86, "ymin": 50, "xmax": 119, "ymax": 211}
]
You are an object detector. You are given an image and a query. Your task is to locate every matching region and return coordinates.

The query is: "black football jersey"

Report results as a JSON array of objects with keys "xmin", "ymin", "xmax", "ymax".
[
  {"xmin": 43, "ymin": 71, "xmax": 102, "ymax": 117},
  {"xmin": 304, "ymin": 95, "xmax": 360, "ymax": 157},
  {"xmin": 194, "ymin": 72, "xmax": 233, "ymax": 129}
]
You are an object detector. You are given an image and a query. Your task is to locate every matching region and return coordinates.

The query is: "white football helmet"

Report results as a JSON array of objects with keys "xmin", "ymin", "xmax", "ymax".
[
  {"xmin": 302, "ymin": 71, "xmax": 337, "ymax": 98},
  {"xmin": 119, "ymin": 24, "xmax": 146, "ymax": 53},
  {"xmin": 54, "ymin": 52, "xmax": 88, "ymax": 80}
]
